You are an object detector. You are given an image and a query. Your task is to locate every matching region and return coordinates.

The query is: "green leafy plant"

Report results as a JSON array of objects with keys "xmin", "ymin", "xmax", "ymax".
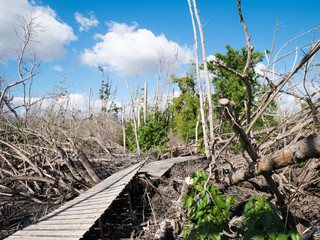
[
  {"xmin": 182, "ymin": 171, "xmax": 237, "ymax": 240},
  {"xmin": 240, "ymin": 196, "xmax": 302, "ymax": 240},
  {"xmin": 125, "ymin": 117, "xmax": 169, "ymax": 152},
  {"xmin": 182, "ymin": 171, "xmax": 303, "ymax": 240}
]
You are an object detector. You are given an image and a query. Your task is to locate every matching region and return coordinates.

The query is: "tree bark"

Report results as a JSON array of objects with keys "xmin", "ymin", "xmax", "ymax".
[
  {"xmin": 219, "ymin": 98, "xmax": 284, "ymax": 204},
  {"xmin": 214, "ymin": 133, "xmax": 320, "ymax": 187},
  {"xmin": 77, "ymin": 149, "xmax": 101, "ymax": 184}
]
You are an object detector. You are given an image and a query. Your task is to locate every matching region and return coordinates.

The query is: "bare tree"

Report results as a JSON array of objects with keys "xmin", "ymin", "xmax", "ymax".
[
  {"xmin": 0, "ymin": 15, "xmax": 41, "ymax": 122},
  {"xmin": 125, "ymin": 80, "xmax": 141, "ymax": 155},
  {"xmin": 187, "ymin": 0, "xmax": 210, "ymax": 158},
  {"xmin": 191, "ymin": 0, "xmax": 215, "ymax": 141}
]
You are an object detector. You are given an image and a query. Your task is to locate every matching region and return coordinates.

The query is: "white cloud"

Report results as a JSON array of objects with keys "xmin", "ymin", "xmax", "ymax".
[
  {"xmin": 254, "ymin": 62, "xmax": 267, "ymax": 76},
  {"xmin": 80, "ymin": 22, "xmax": 193, "ymax": 76},
  {"xmin": 207, "ymin": 55, "xmax": 216, "ymax": 62},
  {"xmin": 278, "ymin": 93, "xmax": 300, "ymax": 114},
  {"xmin": 0, "ymin": 0, "xmax": 77, "ymax": 62},
  {"xmin": 50, "ymin": 64, "xmax": 63, "ymax": 72},
  {"xmin": 75, "ymin": 11, "xmax": 99, "ymax": 32},
  {"xmin": 11, "ymin": 94, "xmax": 115, "ymax": 116}
]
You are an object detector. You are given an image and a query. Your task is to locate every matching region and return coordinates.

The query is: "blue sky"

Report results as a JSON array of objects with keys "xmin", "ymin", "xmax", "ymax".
[{"xmin": 0, "ymin": 0, "xmax": 319, "ymax": 110}]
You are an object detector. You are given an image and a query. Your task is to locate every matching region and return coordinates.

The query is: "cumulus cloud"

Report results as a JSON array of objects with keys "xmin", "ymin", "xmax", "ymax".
[
  {"xmin": 75, "ymin": 11, "xmax": 99, "ymax": 32},
  {"xmin": 50, "ymin": 64, "xmax": 63, "ymax": 72},
  {"xmin": 80, "ymin": 22, "xmax": 193, "ymax": 76},
  {"xmin": 0, "ymin": 0, "xmax": 77, "ymax": 62}
]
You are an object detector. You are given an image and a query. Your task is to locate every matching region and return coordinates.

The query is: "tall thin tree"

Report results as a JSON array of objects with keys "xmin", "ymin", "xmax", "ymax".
[
  {"xmin": 187, "ymin": 0, "xmax": 210, "ymax": 158},
  {"xmin": 191, "ymin": 0, "xmax": 215, "ymax": 141}
]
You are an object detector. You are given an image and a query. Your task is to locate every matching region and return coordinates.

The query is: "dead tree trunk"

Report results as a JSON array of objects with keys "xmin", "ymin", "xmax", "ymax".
[
  {"xmin": 187, "ymin": 0, "xmax": 210, "ymax": 158},
  {"xmin": 214, "ymin": 133, "xmax": 320, "ymax": 187},
  {"xmin": 143, "ymin": 81, "xmax": 147, "ymax": 125},
  {"xmin": 191, "ymin": 0, "xmax": 214, "ymax": 141}
]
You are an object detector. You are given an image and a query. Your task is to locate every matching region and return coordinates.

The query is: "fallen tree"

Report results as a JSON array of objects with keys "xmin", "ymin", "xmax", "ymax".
[{"xmin": 214, "ymin": 133, "xmax": 320, "ymax": 188}]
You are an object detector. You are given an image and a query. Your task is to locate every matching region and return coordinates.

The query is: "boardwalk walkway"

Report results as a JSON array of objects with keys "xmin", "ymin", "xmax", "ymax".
[
  {"xmin": 5, "ymin": 155, "xmax": 205, "ymax": 239},
  {"xmin": 139, "ymin": 155, "xmax": 205, "ymax": 177},
  {"xmin": 6, "ymin": 161, "xmax": 145, "ymax": 240}
]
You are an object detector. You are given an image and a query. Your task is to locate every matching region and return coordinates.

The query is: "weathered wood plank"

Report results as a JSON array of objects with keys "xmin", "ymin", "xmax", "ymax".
[
  {"xmin": 5, "ymin": 161, "xmax": 145, "ymax": 240},
  {"xmin": 6, "ymin": 237, "xmax": 79, "ymax": 240},
  {"xmin": 139, "ymin": 155, "xmax": 205, "ymax": 177},
  {"xmin": 7, "ymin": 229, "xmax": 85, "ymax": 237},
  {"xmin": 27, "ymin": 218, "xmax": 96, "ymax": 225},
  {"xmin": 23, "ymin": 224, "xmax": 92, "ymax": 230}
]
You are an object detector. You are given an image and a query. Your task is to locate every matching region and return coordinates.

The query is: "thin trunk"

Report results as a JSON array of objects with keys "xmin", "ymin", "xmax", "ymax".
[
  {"xmin": 195, "ymin": 118, "xmax": 199, "ymax": 143},
  {"xmin": 125, "ymin": 81, "xmax": 140, "ymax": 155},
  {"xmin": 122, "ymin": 106, "xmax": 126, "ymax": 148},
  {"xmin": 137, "ymin": 105, "xmax": 141, "ymax": 127},
  {"xmin": 192, "ymin": 0, "xmax": 214, "ymax": 141},
  {"xmin": 143, "ymin": 82, "xmax": 147, "ymax": 125},
  {"xmin": 170, "ymin": 128, "xmax": 173, "ymax": 158},
  {"xmin": 187, "ymin": 0, "xmax": 210, "ymax": 158},
  {"xmin": 88, "ymin": 86, "xmax": 92, "ymax": 118}
]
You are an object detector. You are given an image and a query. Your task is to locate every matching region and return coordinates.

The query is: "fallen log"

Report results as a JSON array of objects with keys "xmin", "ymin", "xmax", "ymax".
[{"xmin": 214, "ymin": 133, "xmax": 320, "ymax": 187}]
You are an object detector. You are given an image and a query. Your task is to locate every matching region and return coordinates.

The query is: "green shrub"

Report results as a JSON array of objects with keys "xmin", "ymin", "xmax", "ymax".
[
  {"xmin": 182, "ymin": 171, "xmax": 303, "ymax": 240},
  {"xmin": 182, "ymin": 171, "xmax": 237, "ymax": 240},
  {"xmin": 125, "ymin": 117, "xmax": 168, "ymax": 152},
  {"xmin": 240, "ymin": 196, "xmax": 302, "ymax": 240}
]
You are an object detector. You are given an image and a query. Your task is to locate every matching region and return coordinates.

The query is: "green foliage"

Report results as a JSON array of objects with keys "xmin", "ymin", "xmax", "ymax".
[
  {"xmin": 53, "ymin": 77, "xmax": 69, "ymax": 100},
  {"xmin": 208, "ymin": 45, "xmax": 264, "ymax": 114},
  {"xmin": 182, "ymin": 171, "xmax": 302, "ymax": 240},
  {"xmin": 240, "ymin": 196, "xmax": 302, "ymax": 240},
  {"xmin": 172, "ymin": 73, "xmax": 196, "ymax": 94},
  {"xmin": 170, "ymin": 72, "xmax": 202, "ymax": 140},
  {"xmin": 125, "ymin": 117, "xmax": 169, "ymax": 152},
  {"xmin": 98, "ymin": 66, "xmax": 119, "ymax": 115},
  {"xmin": 98, "ymin": 66, "xmax": 111, "ymax": 102},
  {"xmin": 182, "ymin": 171, "xmax": 237, "ymax": 240}
]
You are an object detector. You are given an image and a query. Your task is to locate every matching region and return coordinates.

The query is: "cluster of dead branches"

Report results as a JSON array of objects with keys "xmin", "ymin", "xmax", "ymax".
[
  {"xmin": 0, "ymin": 106, "xmax": 130, "ymax": 237},
  {"xmin": 182, "ymin": 0, "xmax": 320, "ymax": 237}
]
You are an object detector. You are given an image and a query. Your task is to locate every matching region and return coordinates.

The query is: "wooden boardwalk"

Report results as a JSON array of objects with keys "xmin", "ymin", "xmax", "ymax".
[
  {"xmin": 5, "ymin": 155, "xmax": 205, "ymax": 239},
  {"xmin": 5, "ymin": 161, "xmax": 145, "ymax": 240},
  {"xmin": 139, "ymin": 155, "xmax": 205, "ymax": 178}
]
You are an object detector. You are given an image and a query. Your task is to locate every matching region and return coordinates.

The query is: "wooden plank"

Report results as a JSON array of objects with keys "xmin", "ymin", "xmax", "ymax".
[
  {"xmin": 62, "ymin": 187, "xmax": 124, "ymax": 203},
  {"xmin": 5, "ymin": 161, "xmax": 145, "ymax": 240},
  {"xmin": 6, "ymin": 237, "xmax": 79, "ymax": 240},
  {"xmin": 28, "ymin": 218, "xmax": 96, "ymax": 225},
  {"xmin": 7, "ymin": 230, "xmax": 85, "ymax": 237},
  {"xmin": 23, "ymin": 224, "xmax": 92, "ymax": 230},
  {"xmin": 46, "ymin": 208, "xmax": 105, "ymax": 215},
  {"xmin": 47, "ymin": 194, "xmax": 115, "ymax": 212},
  {"xmin": 139, "ymin": 155, "xmax": 205, "ymax": 177},
  {"xmin": 33, "ymin": 212, "xmax": 100, "ymax": 221}
]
